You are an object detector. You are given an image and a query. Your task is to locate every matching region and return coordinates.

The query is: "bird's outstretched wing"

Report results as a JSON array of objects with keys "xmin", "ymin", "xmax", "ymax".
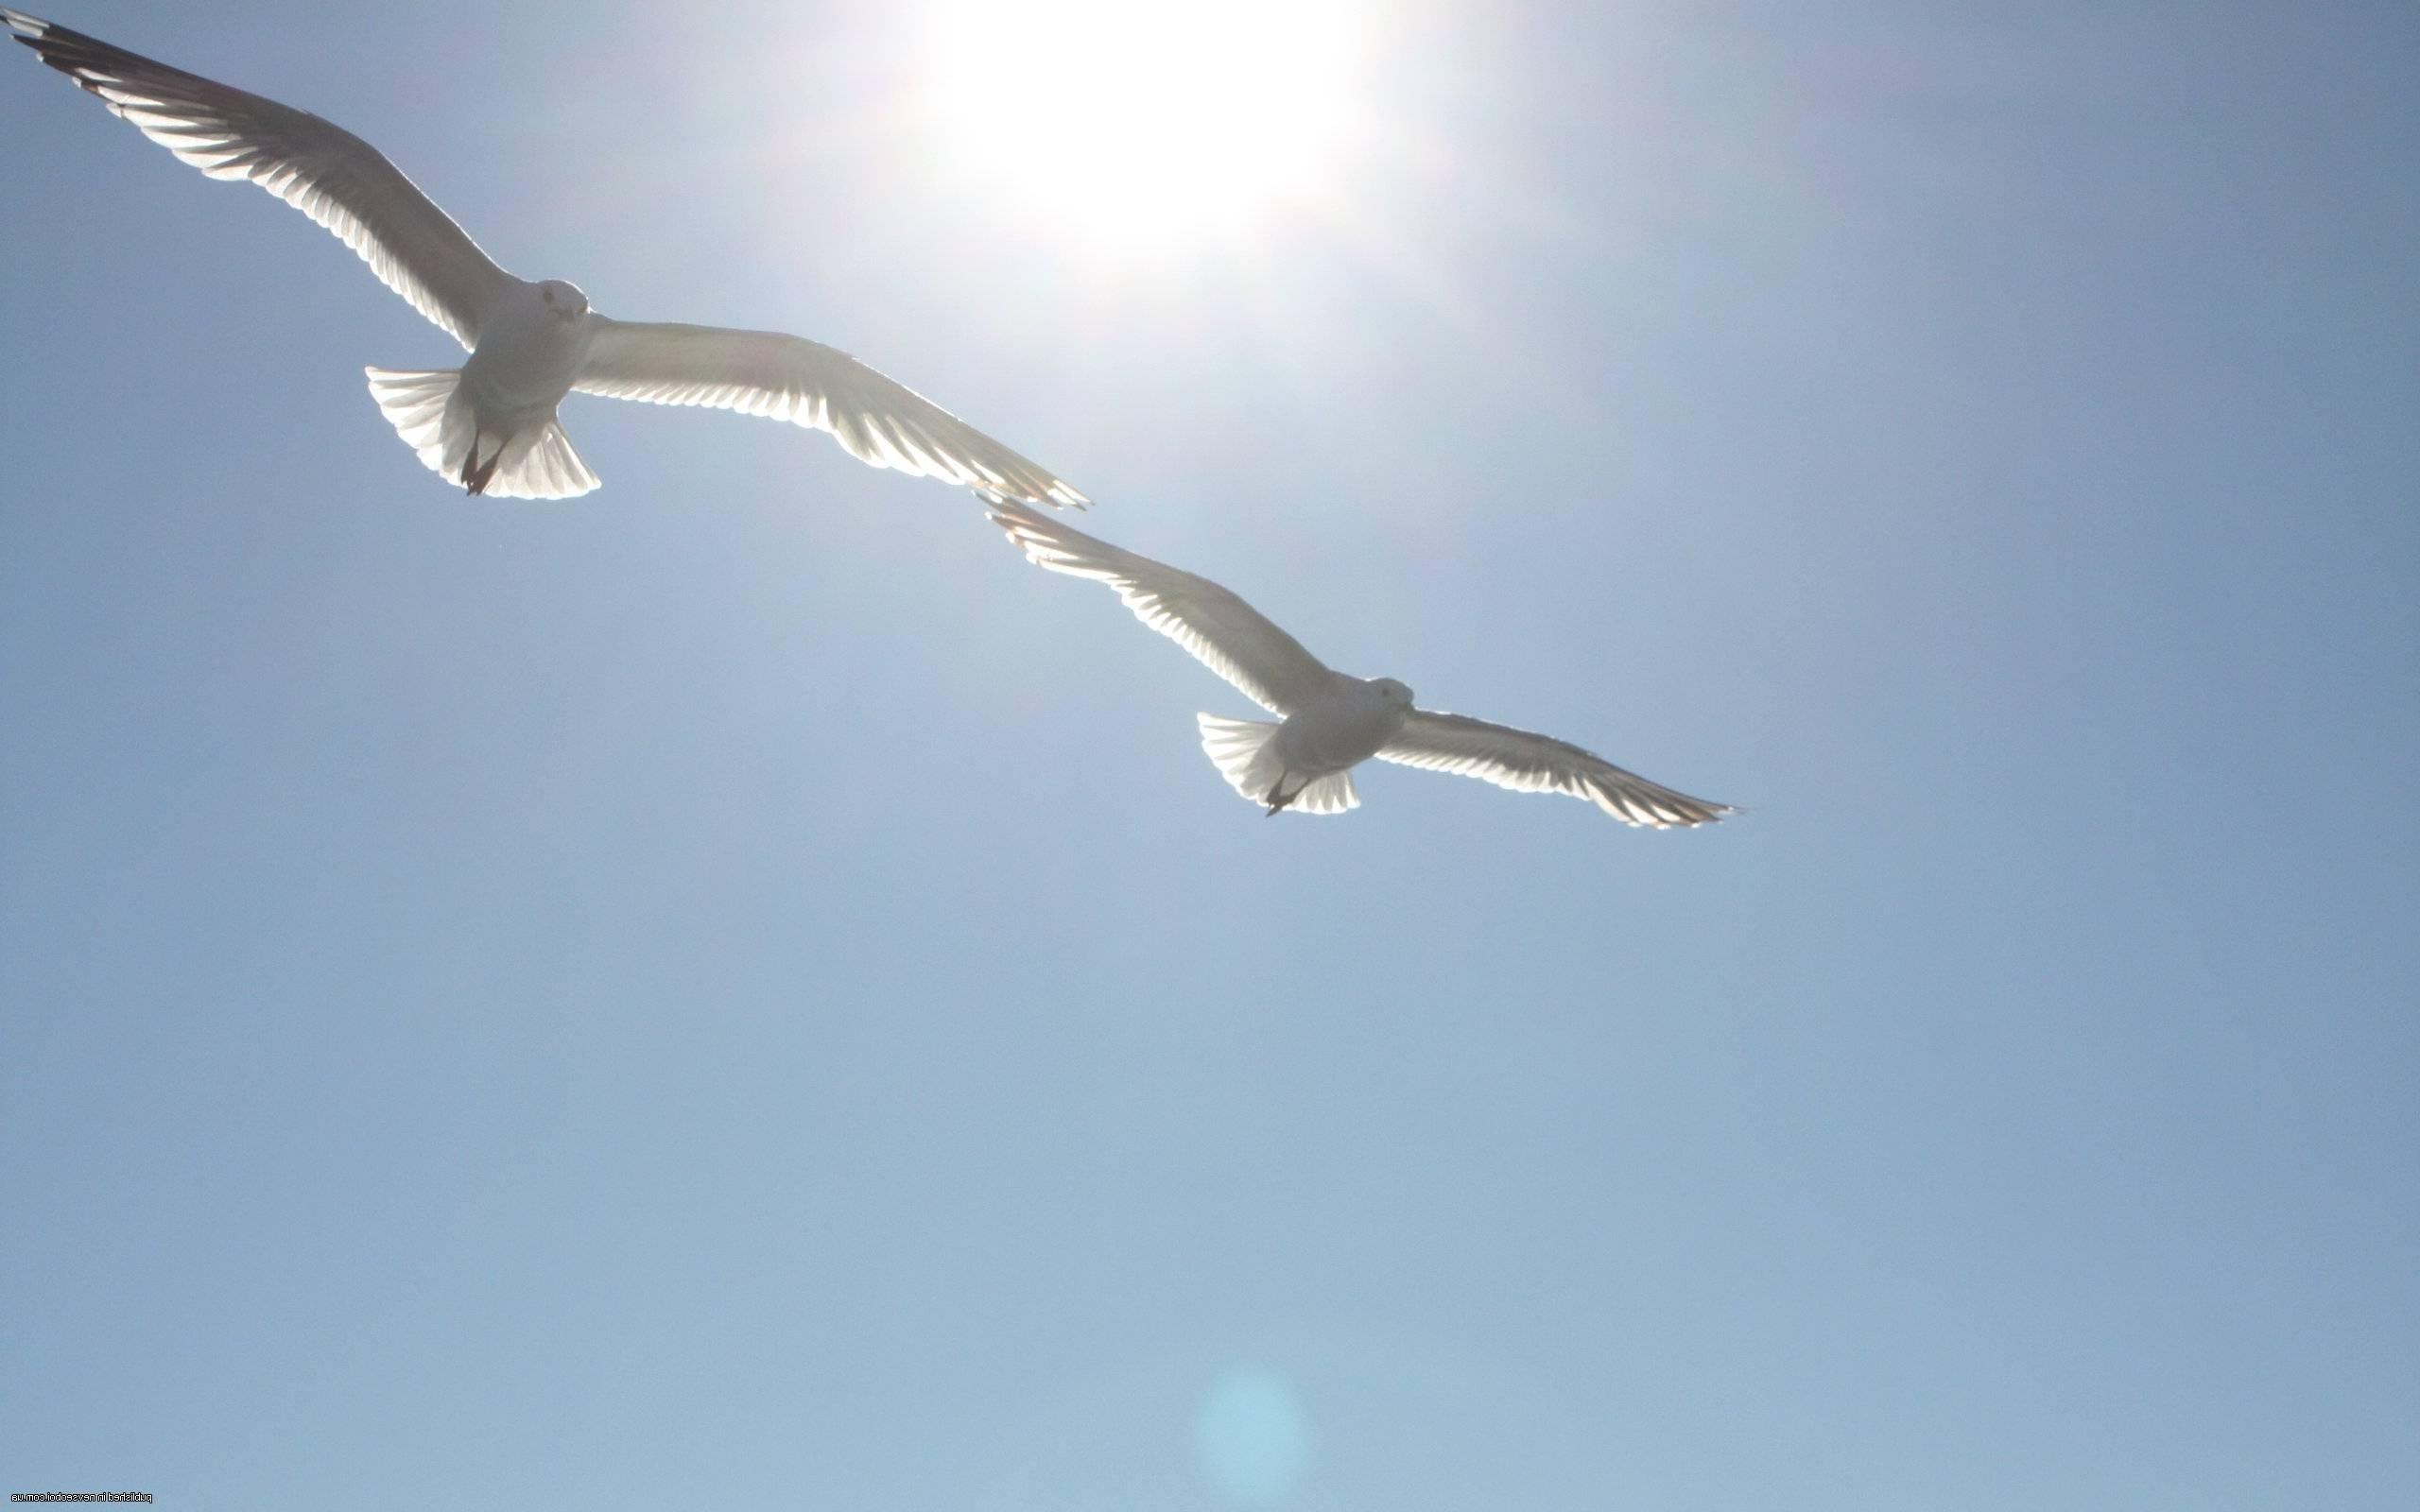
[
  {"xmin": 985, "ymin": 497, "xmax": 1332, "ymax": 713},
  {"xmin": 4, "ymin": 9, "xmax": 514, "ymax": 348},
  {"xmin": 1378, "ymin": 710, "xmax": 1733, "ymax": 828},
  {"xmin": 574, "ymin": 318, "xmax": 1087, "ymax": 508}
]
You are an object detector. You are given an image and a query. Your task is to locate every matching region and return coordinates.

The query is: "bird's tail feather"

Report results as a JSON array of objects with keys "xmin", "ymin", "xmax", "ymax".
[
  {"xmin": 1287, "ymin": 770, "xmax": 1359, "ymax": 816},
  {"xmin": 1196, "ymin": 714, "xmax": 1358, "ymax": 816},
  {"xmin": 363, "ymin": 368, "xmax": 599, "ymax": 500},
  {"xmin": 364, "ymin": 366, "xmax": 468, "ymax": 478},
  {"xmin": 477, "ymin": 417, "xmax": 599, "ymax": 500}
]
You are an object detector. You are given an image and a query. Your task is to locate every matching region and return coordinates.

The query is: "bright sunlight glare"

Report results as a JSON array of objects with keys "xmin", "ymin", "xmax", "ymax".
[{"xmin": 924, "ymin": 0, "xmax": 1366, "ymax": 246}]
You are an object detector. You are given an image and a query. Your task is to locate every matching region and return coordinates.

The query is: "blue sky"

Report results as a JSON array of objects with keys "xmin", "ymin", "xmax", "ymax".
[{"xmin": 3, "ymin": 1, "xmax": 2414, "ymax": 1506}]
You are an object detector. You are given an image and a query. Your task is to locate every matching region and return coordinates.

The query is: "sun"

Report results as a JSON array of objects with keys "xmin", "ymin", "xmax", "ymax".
[{"xmin": 921, "ymin": 0, "xmax": 1367, "ymax": 248}]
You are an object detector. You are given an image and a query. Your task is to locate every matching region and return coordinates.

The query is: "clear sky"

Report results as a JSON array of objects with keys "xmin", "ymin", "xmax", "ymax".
[{"xmin": 3, "ymin": 2, "xmax": 2414, "ymax": 1506}]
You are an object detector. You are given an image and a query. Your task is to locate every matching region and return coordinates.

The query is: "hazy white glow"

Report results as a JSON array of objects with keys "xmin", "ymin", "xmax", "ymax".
[{"xmin": 924, "ymin": 0, "xmax": 1364, "ymax": 244}]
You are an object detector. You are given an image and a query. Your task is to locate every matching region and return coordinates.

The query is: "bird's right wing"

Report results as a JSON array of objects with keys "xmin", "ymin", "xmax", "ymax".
[
  {"xmin": 985, "ymin": 498, "xmax": 1332, "ymax": 714},
  {"xmin": 1377, "ymin": 710, "xmax": 1733, "ymax": 828},
  {"xmin": 573, "ymin": 318, "xmax": 1087, "ymax": 508},
  {"xmin": 5, "ymin": 9, "xmax": 514, "ymax": 348}
]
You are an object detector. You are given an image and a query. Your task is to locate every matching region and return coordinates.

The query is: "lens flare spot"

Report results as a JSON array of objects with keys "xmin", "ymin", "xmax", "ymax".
[{"xmin": 1194, "ymin": 1365, "xmax": 1313, "ymax": 1503}]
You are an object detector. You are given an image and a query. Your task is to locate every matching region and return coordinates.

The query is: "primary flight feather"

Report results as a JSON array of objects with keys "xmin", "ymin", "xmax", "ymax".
[
  {"xmin": 987, "ymin": 497, "xmax": 1733, "ymax": 827},
  {"xmin": 2, "ymin": 9, "xmax": 1086, "ymax": 505}
]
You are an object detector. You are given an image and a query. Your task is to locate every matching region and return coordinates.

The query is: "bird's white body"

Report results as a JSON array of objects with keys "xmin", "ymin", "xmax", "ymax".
[
  {"xmin": 463, "ymin": 280, "xmax": 596, "ymax": 414},
  {"xmin": 1275, "ymin": 675, "xmax": 1415, "ymax": 776},
  {"xmin": 363, "ymin": 277, "xmax": 604, "ymax": 499},
  {"xmin": 398, "ymin": 277, "xmax": 599, "ymax": 494},
  {"xmin": 1198, "ymin": 674, "xmax": 1418, "ymax": 816}
]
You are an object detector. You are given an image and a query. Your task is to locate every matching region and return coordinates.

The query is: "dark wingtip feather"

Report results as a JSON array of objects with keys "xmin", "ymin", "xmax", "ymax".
[{"xmin": 5, "ymin": 11, "xmax": 200, "ymax": 102}]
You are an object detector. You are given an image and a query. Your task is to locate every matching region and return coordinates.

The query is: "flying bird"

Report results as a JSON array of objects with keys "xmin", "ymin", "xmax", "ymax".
[
  {"xmin": 986, "ymin": 498, "xmax": 1734, "ymax": 826},
  {"xmin": 2, "ymin": 9, "xmax": 1086, "ymax": 505}
]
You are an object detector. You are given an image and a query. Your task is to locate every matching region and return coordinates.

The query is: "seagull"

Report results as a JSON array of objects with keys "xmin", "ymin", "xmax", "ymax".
[
  {"xmin": 2, "ymin": 9, "xmax": 1086, "ymax": 506},
  {"xmin": 986, "ymin": 498, "xmax": 1734, "ymax": 826}
]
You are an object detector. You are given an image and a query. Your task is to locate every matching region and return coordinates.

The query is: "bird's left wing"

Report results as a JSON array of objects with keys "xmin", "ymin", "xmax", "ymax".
[
  {"xmin": 4, "ymin": 9, "xmax": 514, "ymax": 348},
  {"xmin": 985, "ymin": 498, "xmax": 1333, "ymax": 715},
  {"xmin": 572, "ymin": 318, "xmax": 1086, "ymax": 508},
  {"xmin": 1377, "ymin": 710, "xmax": 1733, "ymax": 828}
]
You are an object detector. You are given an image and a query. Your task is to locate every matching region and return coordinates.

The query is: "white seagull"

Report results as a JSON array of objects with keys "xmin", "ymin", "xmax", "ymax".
[
  {"xmin": 3, "ymin": 9, "xmax": 1086, "ymax": 506},
  {"xmin": 987, "ymin": 498, "xmax": 1734, "ymax": 826}
]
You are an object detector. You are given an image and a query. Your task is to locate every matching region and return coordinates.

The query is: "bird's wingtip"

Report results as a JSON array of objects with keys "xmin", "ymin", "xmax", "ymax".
[
  {"xmin": 975, "ymin": 483, "xmax": 1086, "ymax": 515},
  {"xmin": 1667, "ymin": 801, "xmax": 1738, "ymax": 829},
  {"xmin": 978, "ymin": 489, "xmax": 1043, "ymax": 523}
]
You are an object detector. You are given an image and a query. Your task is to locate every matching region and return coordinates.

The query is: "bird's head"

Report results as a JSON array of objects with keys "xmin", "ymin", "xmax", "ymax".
[
  {"xmin": 1372, "ymin": 678, "xmax": 1416, "ymax": 708},
  {"xmin": 538, "ymin": 280, "xmax": 590, "ymax": 321}
]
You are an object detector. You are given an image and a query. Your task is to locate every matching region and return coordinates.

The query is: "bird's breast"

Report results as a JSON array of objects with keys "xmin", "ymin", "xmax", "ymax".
[
  {"xmin": 463, "ymin": 309, "xmax": 595, "ymax": 410},
  {"xmin": 1277, "ymin": 685, "xmax": 1409, "ymax": 772}
]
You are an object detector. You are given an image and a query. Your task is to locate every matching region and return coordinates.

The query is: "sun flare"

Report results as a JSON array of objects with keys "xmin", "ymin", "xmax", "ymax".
[{"xmin": 923, "ymin": 0, "xmax": 1366, "ymax": 246}]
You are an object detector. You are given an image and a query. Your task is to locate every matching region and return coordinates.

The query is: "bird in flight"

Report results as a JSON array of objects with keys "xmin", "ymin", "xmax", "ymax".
[
  {"xmin": 3, "ymin": 9, "xmax": 1087, "ymax": 506},
  {"xmin": 986, "ymin": 497, "xmax": 1734, "ymax": 826}
]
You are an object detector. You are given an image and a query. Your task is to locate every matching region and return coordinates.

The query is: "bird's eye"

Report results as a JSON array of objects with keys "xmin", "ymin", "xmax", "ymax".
[{"xmin": 543, "ymin": 288, "xmax": 555, "ymax": 305}]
